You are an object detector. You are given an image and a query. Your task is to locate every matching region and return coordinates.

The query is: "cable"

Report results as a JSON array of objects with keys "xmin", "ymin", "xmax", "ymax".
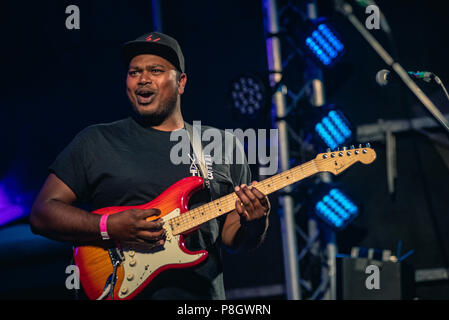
[{"xmin": 336, "ymin": 0, "xmax": 449, "ymax": 269}]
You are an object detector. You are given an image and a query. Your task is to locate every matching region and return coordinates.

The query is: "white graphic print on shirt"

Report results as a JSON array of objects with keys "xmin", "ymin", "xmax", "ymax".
[{"xmin": 188, "ymin": 153, "xmax": 214, "ymax": 189}]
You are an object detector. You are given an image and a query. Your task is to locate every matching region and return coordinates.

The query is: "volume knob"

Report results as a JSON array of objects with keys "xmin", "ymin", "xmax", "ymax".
[{"xmin": 129, "ymin": 259, "xmax": 136, "ymax": 267}]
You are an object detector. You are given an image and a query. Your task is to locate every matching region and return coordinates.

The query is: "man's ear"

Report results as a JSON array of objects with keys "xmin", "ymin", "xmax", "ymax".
[{"xmin": 178, "ymin": 73, "xmax": 187, "ymax": 95}]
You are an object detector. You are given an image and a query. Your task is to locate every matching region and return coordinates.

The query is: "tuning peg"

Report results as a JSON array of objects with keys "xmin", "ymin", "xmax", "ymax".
[
  {"xmin": 343, "ymin": 146, "xmax": 347, "ymax": 151},
  {"xmin": 350, "ymin": 145, "xmax": 355, "ymax": 149},
  {"xmin": 366, "ymin": 142, "xmax": 371, "ymax": 148},
  {"xmin": 358, "ymin": 144, "xmax": 362, "ymax": 148},
  {"xmin": 327, "ymin": 148, "xmax": 331, "ymax": 153}
]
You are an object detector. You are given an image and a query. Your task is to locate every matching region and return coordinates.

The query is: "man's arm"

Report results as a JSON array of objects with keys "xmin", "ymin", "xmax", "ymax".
[
  {"xmin": 221, "ymin": 182, "xmax": 270, "ymax": 253},
  {"xmin": 30, "ymin": 173, "xmax": 165, "ymax": 246}
]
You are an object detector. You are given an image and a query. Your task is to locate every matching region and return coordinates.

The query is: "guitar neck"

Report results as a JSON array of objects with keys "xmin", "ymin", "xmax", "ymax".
[{"xmin": 169, "ymin": 159, "xmax": 320, "ymax": 235}]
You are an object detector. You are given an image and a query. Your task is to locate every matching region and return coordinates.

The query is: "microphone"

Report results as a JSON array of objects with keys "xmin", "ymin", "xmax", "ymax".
[{"xmin": 375, "ymin": 69, "xmax": 435, "ymax": 87}]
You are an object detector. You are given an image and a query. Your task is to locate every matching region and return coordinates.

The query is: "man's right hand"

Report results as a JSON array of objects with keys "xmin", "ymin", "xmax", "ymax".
[
  {"xmin": 107, "ymin": 208, "xmax": 166, "ymax": 246},
  {"xmin": 30, "ymin": 174, "xmax": 167, "ymax": 247}
]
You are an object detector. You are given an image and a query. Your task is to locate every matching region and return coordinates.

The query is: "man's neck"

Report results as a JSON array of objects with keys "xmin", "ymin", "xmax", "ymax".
[
  {"xmin": 149, "ymin": 106, "xmax": 184, "ymax": 131},
  {"xmin": 151, "ymin": 115, "xmax": 184, "ymax": 131}
]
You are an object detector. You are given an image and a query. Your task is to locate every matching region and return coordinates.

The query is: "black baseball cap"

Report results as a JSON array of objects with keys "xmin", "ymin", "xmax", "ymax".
[{"xmin": 122, "ymin": 32, "xmax": 185, "ymax": 73}]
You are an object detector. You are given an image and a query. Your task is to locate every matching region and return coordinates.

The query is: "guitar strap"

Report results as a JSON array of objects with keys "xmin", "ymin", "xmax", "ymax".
[{"xmin": 184, "ymin": 121, "xmax": 210, "ymax": 188}]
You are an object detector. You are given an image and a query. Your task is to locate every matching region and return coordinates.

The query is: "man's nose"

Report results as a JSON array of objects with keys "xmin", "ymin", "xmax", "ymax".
[{"xmin": 138, "ymin": 71, "xmax": 152, "ymax": 84}]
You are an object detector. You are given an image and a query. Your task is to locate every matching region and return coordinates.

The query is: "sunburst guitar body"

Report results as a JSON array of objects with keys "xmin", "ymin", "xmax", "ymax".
[{"xmin": 74, "ymin": 176, "xmax": 207, "ymax": 300}]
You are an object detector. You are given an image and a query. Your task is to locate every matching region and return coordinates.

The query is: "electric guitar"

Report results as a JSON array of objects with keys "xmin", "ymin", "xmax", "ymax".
[{"xmin": 74, "ymin": 145, "xmax": 376, "ymax": 300}]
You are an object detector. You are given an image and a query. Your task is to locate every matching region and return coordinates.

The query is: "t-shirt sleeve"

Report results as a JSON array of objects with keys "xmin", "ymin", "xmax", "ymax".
[{"xmin": 48, "ymin": 128, "xmax": 92, "ymax": 203}]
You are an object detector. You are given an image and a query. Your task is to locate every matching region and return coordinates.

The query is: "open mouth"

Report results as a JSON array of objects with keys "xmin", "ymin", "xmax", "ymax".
[{"xmin": 135, "ymin": 89, "xmax": 156, "ymax": 105}]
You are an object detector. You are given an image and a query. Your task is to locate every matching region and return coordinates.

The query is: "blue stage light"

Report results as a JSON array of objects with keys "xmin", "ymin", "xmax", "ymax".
[
  {"xmin": 315, "ymin": 122, "xmax": 338, "ymax": 150},
  {"xmin": 314, "ymin": 109, "xmax": 352, "ymax": 150},
  {"xmin": 314, "ymin": 187, "xmax": 359, "ymax": 230},
  {"xmin": 304, "ymin": 21, "xmax": 344, "ymax": 68}
]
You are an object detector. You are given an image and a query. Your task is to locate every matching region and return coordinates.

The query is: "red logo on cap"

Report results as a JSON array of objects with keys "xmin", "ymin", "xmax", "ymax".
[{"xmin": 145, "ymin": 34, "xmax": 161, "ymax": 42}]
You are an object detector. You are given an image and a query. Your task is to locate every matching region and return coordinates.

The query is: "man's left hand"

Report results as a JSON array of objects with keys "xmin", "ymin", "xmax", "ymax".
[{"xmin": 234, "ymin": 181, "xmax": 270, "ymax": 224}]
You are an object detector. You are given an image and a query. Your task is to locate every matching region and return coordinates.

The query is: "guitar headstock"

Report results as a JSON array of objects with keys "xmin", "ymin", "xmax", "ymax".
[{"xmin": 315, "ymin": 144, "xmax": 377, "ymax": 175}]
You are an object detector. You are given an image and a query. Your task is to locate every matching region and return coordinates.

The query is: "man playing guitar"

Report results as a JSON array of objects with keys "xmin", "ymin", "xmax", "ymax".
[{"xmin": 30, "ymin": 32, "xmax": 271, "ymax": 300}]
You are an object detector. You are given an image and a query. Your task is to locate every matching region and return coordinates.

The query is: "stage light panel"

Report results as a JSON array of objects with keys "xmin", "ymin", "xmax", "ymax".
[
  {"xmin": 314, "ymin": 187, "xmax": 359, "ymax": 230},
  {"xmin": 304, "ymin": 21, "xmax": 345, "ymax": 68},
  {"xmin": 314, "ymin": 109, "xmax": 352, "ymax": 150},
  {"xmin": 229, "ymin": 73, "xmax": 267, "ymax": 117}
]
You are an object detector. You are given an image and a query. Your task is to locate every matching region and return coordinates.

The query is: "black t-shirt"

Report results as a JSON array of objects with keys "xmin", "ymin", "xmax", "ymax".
[{"xmin": 49, "ymin": 117, "xmax": 251, "ymax": 300}]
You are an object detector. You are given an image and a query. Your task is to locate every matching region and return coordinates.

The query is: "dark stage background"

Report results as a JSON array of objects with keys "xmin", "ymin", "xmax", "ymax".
[{"xmin": 1, "ymin": 0, "xmax": 449, "ymax": 299}]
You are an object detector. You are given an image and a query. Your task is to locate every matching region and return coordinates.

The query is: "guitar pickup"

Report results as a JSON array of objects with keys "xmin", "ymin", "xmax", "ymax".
[{"xmin": 164, "ymin": 223, "xmax": 173, "ymax": 241}]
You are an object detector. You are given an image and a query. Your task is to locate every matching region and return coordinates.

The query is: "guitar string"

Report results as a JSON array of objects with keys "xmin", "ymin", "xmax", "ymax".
[
  {"xmin": 171, "ymin": 150, "xmax": 365, "ymax": 233},
  {"xmin": 170, "ymin": 150, "xmax": 366, "ymax": 233},
  {"xmin": 170, "ymin": 156, "xmax": 352, "ymax": 233},
  {"xmin": 170, "ymin": 159, "xmax": 322, "ymax": 233},
  {"xmin": 171, "ymin": 159, "xmax": 324, "ymax": 232}
]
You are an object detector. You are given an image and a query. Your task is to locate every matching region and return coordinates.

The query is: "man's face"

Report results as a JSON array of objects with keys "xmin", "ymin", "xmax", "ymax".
[{"xmin": 126, "ymin": 54, "xmax": 186, "ymax": 124}]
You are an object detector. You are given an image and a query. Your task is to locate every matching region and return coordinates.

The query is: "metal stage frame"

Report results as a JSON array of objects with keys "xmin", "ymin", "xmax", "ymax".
[{"xmin": 262, "ymin": 0, "xmax": 337, "ymax": 300}]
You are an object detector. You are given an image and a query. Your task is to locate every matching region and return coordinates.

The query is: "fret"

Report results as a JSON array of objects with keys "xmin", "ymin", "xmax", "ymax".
[
  {"xmin": 258, "ymin": 177, "xmax": 274, "ymax": 194},
  {"xmin": 296, "ymin": 165, "xmax": 306, "ymax": 181},
  {"xmin": 312, "ymin": 159, "xmax": 319, "ymax": 173},
  {"xmin": 171, "ymin": 193, "xmax": 233, "ymax": 235},
  {"xmin": 170, "ymin": 159, "xmax": 321, "ymax": 235}
]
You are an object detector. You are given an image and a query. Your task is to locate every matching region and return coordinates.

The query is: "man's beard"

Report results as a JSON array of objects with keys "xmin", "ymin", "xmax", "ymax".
[{"xmin": 131, "ymin": 93, "xmax": 178, "ymax": 127}]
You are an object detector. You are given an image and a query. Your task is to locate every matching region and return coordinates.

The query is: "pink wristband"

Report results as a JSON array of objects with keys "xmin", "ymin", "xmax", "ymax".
[{"xmin": 100, "ymin": 214, "xmax": 110, "ymax": 240}]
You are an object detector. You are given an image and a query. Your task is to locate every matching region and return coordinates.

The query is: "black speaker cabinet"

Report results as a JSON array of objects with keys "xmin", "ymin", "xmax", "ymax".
[{"xmin": 337, "ymin": 257, "xmax": 415, "ymax": 300}]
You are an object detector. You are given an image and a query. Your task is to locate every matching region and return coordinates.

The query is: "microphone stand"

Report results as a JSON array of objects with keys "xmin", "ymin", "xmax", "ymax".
[{"xmin": 333, "ymin": 0, "xmax": 449, "ymax": 135}]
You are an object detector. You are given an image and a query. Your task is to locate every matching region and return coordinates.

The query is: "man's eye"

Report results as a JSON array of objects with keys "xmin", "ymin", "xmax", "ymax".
[
  {"xmin": 128, "ymin": 70, "xmax": 140, "ymax": 76},
  {"xmin": 152, "ymin": 69, "xmax": 163, "ymax": 73}
]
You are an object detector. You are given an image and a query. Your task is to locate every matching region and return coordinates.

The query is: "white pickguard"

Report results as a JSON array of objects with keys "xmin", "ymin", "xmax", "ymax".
[{"xmin": 117, "ymin": 208, "xmax": 205, "ymax": 299}]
